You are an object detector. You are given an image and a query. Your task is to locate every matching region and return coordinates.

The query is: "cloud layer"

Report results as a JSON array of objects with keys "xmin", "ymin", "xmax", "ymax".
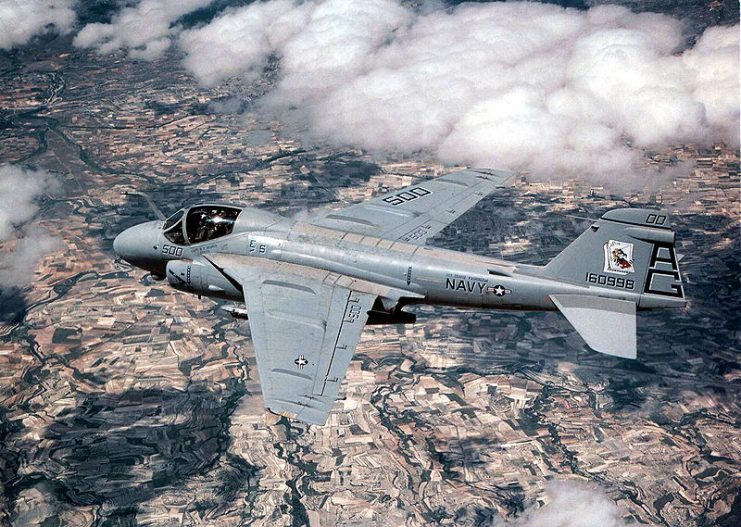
[
  {"xmin": 74, "ymin": 0, "xmax": 215, "ymax": 60},
  {"xmin": 0, "ymin": 0, "xmax": 77, "ymax": 50},
  {"xmin": 0, "ymin": 164, "xmax": 60, "ymax": 288},
  {"xmin": 495, "ymin": 480, "xmax": 628, "ymax": 527},
  {"xmin": 179, "ymin": 0, "xmax": 740, "ymax": 184}
]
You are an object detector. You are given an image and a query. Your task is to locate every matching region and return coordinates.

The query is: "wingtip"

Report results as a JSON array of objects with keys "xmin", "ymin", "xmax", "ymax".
[
  {"xmin": 470, "ymin": 168, "xmax": 518, "ymax": 186},
  {"xmin": 586, "ymin": 342, "xmax": 637, "ymax": 360}
]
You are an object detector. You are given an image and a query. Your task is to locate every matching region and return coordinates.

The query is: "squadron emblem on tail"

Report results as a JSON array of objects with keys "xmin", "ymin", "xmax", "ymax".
[{"xmin": 604, "ymin": 240, "xmax": 634, "ymax": 274}]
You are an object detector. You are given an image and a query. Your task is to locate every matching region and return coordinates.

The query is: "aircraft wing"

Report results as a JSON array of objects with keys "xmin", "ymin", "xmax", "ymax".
[
  {"xmin": 308, "ymin": 169, "xmax": 516, "ymax": 245},
  {"xmin": 206, "ymin": 255, "xmax": 378, "ymax": 425}
]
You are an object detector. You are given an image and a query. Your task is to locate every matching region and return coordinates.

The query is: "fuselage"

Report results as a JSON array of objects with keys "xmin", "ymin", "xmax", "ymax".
[{"xmin": 113, "ymin": 206, "xmax": 645, "ymax": 313}]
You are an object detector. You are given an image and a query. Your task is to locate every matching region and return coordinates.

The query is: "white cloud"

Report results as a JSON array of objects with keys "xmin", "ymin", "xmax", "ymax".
[
  {"xmin": 0, "ymin": 0, "xmax": 77, "ymax": 50},
  {"xmin": 681, "ymin": 25, "xmax": 741, "ymax": 146},
  {"xmin": 269, "ymin": 0, "xmax": 412, "ymax": 104},
  {"xmin": 0, "ymin": 228, "xmax": 62, "ymax": 287},
  {"xmin": 0, "ymin": 164, "xmax": 56, "ymax": 241},
  {"xmin": 494, "ymin": 480, "xmax": 629, "ymax": 527},
  {"xmin": 180, "ymin": 0, "xmax": 313, "ymax": 87},
  {"xmin": 74, "ymin": 0, "xmax": 216, "ymax": 60},
  {"xmin": 0, "ymin": 165, "xmax": 61, "ymax": 287},
  {"xmin": 178, "ymin": 0, "xmax": 740, "ymax": 185}
]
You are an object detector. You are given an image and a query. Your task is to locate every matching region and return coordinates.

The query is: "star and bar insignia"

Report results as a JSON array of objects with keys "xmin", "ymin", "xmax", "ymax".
[
  {"xmin": 487, "ymin": 284, "xmax": 512, "ymax": 297},
  {"xmin": 294, "ymin": 354, "xmax": 308, "ymax": 369}
]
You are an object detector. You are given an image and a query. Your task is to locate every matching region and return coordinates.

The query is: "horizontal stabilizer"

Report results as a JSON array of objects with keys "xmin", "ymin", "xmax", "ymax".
[{"xmin": 551, "ymin": 295, "xmax": 637, "ymax": 359}]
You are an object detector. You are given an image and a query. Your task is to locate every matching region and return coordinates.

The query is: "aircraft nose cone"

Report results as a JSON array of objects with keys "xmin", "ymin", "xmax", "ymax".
[
  {"xmin": 113, "ymin": 222, "xmax": 159, "ymax": 269},
  {"xmin": 113, "ymin": 226, "xmax": 139, "ymax": 263}
]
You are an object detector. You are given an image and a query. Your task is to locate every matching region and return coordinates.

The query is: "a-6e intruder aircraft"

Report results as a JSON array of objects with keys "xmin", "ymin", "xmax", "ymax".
[{"xmin": 114, "ymin": 170, "xmax": 686, "ymax": 425}]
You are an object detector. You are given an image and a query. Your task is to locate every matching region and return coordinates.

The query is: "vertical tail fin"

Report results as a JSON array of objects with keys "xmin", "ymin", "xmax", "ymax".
[
  {"xmin": 546, "ymin": 208, "xmax": 685, "ymax": 309},
  {"xmin": 545, "ymin": 208, "xmax": 686, "ymax": 358}
]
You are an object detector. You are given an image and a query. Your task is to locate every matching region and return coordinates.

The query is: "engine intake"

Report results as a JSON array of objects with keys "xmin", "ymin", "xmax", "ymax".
[{"xmin": 166, "ymin": 257, "xmax": 243, "ymax": 301}]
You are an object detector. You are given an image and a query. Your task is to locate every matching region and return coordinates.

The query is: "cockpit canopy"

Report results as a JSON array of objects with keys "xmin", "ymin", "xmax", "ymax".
[
  {"xmin": 163, "ymin": 208, "xmax": 186, "ymax": 244},
  {"xmin": 163, "ymin": 205, "xmax": 242, "ymax": 245}
]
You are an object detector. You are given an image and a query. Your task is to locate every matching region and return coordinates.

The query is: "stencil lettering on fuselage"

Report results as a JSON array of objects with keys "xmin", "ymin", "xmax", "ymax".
[{"xmin": 445, "ymin": 278, "xmax": 486, "ymax": 294}]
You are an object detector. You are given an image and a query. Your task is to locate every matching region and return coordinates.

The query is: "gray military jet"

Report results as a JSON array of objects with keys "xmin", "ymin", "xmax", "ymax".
[{"xmin": 114, "ymin": 170, "xmax": 686, "ymax": 425}]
